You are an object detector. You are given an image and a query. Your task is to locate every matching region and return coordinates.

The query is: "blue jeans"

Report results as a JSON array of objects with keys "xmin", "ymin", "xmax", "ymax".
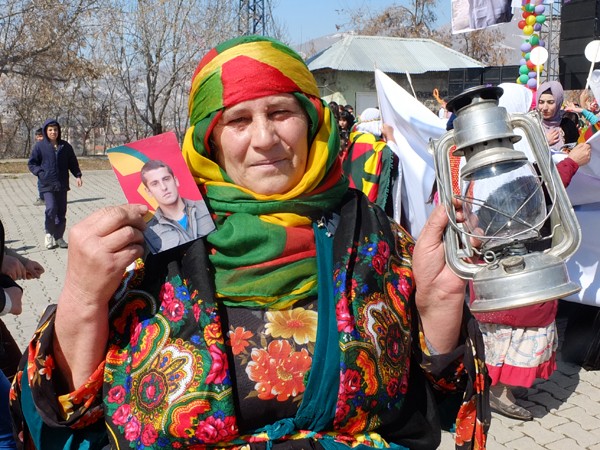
[
  {"xmin": 0, "ymin": 370, "xmax": 17, "ymax": 449},
  {"xmin": 43, "ymin": 190, "xmax": 68, "ymax": 239}
]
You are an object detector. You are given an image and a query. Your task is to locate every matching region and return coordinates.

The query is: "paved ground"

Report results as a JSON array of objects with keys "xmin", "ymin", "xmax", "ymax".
[{"xmin": 1, "ymin": 170, "xmax": 600, "ymax": 449}]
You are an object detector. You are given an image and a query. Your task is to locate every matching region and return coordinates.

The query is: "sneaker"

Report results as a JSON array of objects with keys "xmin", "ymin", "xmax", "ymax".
[
  {"xmin": 55, "ymin": 238, "xmax": 68, "ymax": 249},
  {"xmin": 45, "ymin": 233, "xmax": 57, "ymax": 249},
  {"xmin": 33, "ymin": 198, "xmax": 45, "ymax": 206}
]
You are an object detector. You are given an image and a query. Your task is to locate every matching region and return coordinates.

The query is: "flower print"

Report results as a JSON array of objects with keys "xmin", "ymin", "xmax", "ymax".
[
  {"xmin": 228, "ymin": 327, "xmax": 253, "ymax": 355},
  {"xmin": 377, "ymin": 240, "xmax": 390, "ymax": 259},
  {"xmin": 112, "ymin": 404, "xmax": 131, "ymax": 426},
  {"xmin": 163, "ymin": 298, "xmax": 185, "ymax": 322},
  {"xmin": 193, "ymin": 303, "xmax": 201, "ymax": 322},
  {"xmin": 372, "ymin": 253, "xmax": 386, "ymax": 274},
  {"xmin": 360, "ymin": 240, "xmax": 378, "ymax": 257},
  {"xmin": 339, "ymin": 369, "xmax": 361, "ymax": 398},
  {"xmin": 265, "ymin": 308, "xmax": 317, "ymax": 345},
  {"xmin": 386, "ymin": 377, "xmax": 399, "ymax": 398},
  {"xmin": 195, "ymin": 415, "xmax": 236, "ymax": 444},
  {"xmin": 336, "ymin": 297, "xmax": 354, "ymax": 333},
  {"xmin": 38, "ymin": 355, "xmax": 55, "ymax": 381},
  {"xmin": 160, "ymin": 282, "xmax": 175, "ymax": 304},
  {"xmin": 141, "ymin": 423, "xmax": 159, "ymax": 446},
  {"xmin": 107, "ymin": 385, "xmax": 126, "ymax": 404},
  {"xmin": 205, "ymin": 344, "xmax": 228, "ymax": 384},
  {"xmin": 124, "ymin": 416, "xmax": 141, "ymax": 441},
  {"xmin": 247, "ymin": 340, "xmax": 312, "ymax": 402},
  {"xmin": 204, "ymin": 322, "xmax": 222, "ymax": 346},
  {"xmin": 175, "ymin": 285, "xmax": 190, "ymax": 302},
  {"xmin": 455, "ymin": 398, "xmax": 477, "ymax": 446}
]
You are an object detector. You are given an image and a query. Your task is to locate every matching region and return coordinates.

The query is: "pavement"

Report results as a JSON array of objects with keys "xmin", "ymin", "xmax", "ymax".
[{"xmin": 1, "ymin": 169, "xmax": 600, "ymax": 449}]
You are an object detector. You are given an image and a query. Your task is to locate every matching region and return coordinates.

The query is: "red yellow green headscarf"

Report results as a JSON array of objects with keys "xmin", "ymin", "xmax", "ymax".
[{"xmin": 181, "ymin": 35, "xmax": 348, "ymax": 309}]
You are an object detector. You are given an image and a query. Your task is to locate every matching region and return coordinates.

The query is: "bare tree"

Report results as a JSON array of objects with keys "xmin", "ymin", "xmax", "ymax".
[
  {"xmin": 101, "ymin": 0, "xmax": 238, "ymax": 139},
  {"xmin": 0, "ymin": 0, "xmax": 104, "ymax": 80},
  {"xmin": 338, "ymin": 0, "xmax": 438, "ymax": 38}
]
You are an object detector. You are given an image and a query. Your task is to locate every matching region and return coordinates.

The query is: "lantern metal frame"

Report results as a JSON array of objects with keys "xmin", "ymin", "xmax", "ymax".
[{"xmin": 430, "ymin": 86, "xmax": 581, "ymax": 312}]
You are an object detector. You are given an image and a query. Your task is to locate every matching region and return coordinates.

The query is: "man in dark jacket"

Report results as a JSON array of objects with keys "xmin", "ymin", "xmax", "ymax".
[{"xmin": 28, "ymin": 119, "xmax": 82, "ymax": 249}]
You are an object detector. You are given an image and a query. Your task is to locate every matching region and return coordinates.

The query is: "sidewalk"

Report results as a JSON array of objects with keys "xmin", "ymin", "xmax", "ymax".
[{"xmin": 1, "ymin": 170, "xmax": 600, "ymax": 449}]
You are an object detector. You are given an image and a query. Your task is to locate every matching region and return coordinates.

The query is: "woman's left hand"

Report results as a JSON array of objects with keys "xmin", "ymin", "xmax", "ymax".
[{"xmin": 413, "ymin": 204, "xmax": 466, "ymax": 354}]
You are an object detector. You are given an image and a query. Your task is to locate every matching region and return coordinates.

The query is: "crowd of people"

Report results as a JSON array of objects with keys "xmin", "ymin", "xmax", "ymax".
[{"xmin": 0, "ymin": 34, "xmax": 598, "ymax": 449}]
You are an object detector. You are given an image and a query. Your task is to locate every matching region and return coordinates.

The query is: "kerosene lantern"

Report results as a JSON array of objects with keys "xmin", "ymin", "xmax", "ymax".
[{"xmin": 430, "ymin": 85, "xmax": 581, "ymax": 312}]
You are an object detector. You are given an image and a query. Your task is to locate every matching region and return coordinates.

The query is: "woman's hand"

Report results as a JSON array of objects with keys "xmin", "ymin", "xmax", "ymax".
[
  {"xmin": 55, "ymin": 204, "xmax": 148, "ymax": 390},
  {"xmin": 61, "ymin": 204, "xmax": 148, "ymax": 310},
  {"xmin": 413, "ymin": 204, "xmax": 466, "ymax": 354},
  {"xmin": 567, "ymin": 143, "xmax": 592, "ymax": 167},
  {"xmin": 545, "ymin": 128, "xmax": 561, "ymax": 146},
  {"xmin": 1, "ymin": 255, "xmax": 28, "ymax": 280},
  {"xmin": 4, "ymin": 286, "xmax": 23, "ymax": 315}
]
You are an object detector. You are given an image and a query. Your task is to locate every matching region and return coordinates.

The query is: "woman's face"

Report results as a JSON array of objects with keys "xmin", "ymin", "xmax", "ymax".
[
  {"xmin": 537, "ymin": 93, "xmax": 558, "ymax": 120},
  {"xmin": 212, "ymin": 94, "xmax": 309, "ymax": 195}
]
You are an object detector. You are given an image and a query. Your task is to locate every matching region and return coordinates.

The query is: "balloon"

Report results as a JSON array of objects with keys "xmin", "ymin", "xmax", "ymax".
[
  {"xmin": 530, "ymin": 35, "xmax": 540, "ymax": 46},
  {"xmin": 529, "ymin": 71, "xmax": 537, "ymax": 78},
  {"xmin": 526, "ymin": 15, "xmax": 536, "ymax": 26},
  {"xmin": 521, "ymin": 42, "xmax": 532, "ymax": 52},
  {"xmin": 527, "ymin": 78, "xmax": 537, "ymax": 88},
  {"xmin": 538, "ymin": 40, "xmax": 545, "ymax": 48},
  {"xmin": 535, "ymin": 5, "xmax": 545, "ymax": 14},
  {"xmin": 525, "ymin": 52, "xmax": 531, "ymax": 60},
  {"xmin": 525, "ymin": 3, "xmax": 535, "ymax": 12},
  {"xmin": 536, "ymin": 64, "xmax": 544, "ymax": 72},
  {"xmin": 536, "ymin": 14, "xmax": 546, "ymax": 23},
  {"xmin": 523, "ymin": 11, "xmax": 532, "ymax": 18},
  {"xmin": 518, "ymin": 20, "xmax": 526, "ymax": 29},
  {"xmin": 520, "ymin": 65, "xmax": 530, "ymax": 75},
  {"xmin": 519, "ymin": 74, "xmax": 530, "ymax": 84},
  {"xmin": 524, "ymin": 25, "xmax": 534, "ymax": 35},
  {"xmin": 534, "ymin": 23, "xmax": 542, "ymax": 31},
  {"xmin": 517, "ymin": 77, "xmax": 523, "ymax": 84},
  {"xmin": 527, "ymin": 60, "xmax": 536, "ymax": 70},
  {"xmin": 520, "ymin": 58, "xmax": 527, "ymax": 65}
]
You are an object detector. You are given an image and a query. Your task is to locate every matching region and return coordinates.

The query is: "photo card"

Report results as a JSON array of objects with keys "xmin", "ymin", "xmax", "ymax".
[{"xmin": 107, "ymin": 132, "xmax": 215, "ymax": 254}]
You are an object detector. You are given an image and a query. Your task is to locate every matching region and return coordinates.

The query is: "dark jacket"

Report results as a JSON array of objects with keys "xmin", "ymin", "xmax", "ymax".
[{"xmin": 27, "ymin": 119, "xmax": 82, "ymax": 193}]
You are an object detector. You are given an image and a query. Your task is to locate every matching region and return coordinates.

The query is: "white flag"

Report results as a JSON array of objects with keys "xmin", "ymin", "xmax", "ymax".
[{"xmin": 374, "ymin": 69, "xmax": 447, "ymax": 238}]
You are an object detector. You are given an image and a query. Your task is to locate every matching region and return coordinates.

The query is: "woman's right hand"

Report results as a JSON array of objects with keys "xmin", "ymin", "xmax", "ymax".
[
  {"xmin": 546, "ymin": 128, "xmax": 561, "ymax": 146},
  {"xmin": 54, "ymin": 204, "xmax": 148, "ymax": 389},
  {"xmin": 62, "ymin": 204, "xmax": 148, "ymax": 309}
]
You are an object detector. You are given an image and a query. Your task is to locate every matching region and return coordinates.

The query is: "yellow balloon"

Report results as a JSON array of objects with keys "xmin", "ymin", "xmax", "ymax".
[
  {"xmin": 536, "ymin": 64, "xmax": 544, "ymax": 72},
  {"xmin": 524, "ymin": 25, "xmax": 534, "ymax": 35},
  {"xmin": 526, "ymin": 15, "xmax": 536, "ymax": 26},
  {"xmin": 516, "ymin": 77, "xmax": 523, "ymax": 84}
]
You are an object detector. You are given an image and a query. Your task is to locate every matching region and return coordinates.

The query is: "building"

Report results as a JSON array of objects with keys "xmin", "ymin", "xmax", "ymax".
[{"xmin": 306, "ymin": 34, "xmax": 487, "ymax": 114}]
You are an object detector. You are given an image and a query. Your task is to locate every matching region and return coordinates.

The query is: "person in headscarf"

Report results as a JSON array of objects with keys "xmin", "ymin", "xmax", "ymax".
[
  {"xmin": 10, "ymin": 36, "xmax": 489, "ymax": 450},
  {"xmin": 342, "ymin": 108, "xmax": 399, "ymax": 218}
]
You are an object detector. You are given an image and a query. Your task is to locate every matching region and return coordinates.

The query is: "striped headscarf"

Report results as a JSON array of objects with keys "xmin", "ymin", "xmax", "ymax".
[{"xmin": 181, "ymin": 35, "xmax": 348, "ymax": 309}]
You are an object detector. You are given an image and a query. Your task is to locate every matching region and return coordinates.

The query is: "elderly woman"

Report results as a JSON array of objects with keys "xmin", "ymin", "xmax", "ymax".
[{"xmin": 11, "ymin": 36, "xmax": 488, "ymax": 449}]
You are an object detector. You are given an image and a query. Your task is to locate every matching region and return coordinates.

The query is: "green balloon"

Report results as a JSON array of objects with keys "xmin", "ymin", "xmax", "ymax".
[
  {"xmin": 526, "ymin": 3, "xmax": 535, "ymax": 12},
  {"xmin": 530, "ymin": 35, "xmax": 539, "ymax": 46},
  {"xmin": 536, "ymin": 14, "xmax": 546, "ymax": 23},
  {"xmin": 520, "ymin": 65, "xmax": 529, "ymax": 75},
  {"xmin": 525, "ymin": 52, "xmax": 531, "ymax": 60},
  {"xmin": 519, "ymin": 74, "xmax": 529, "ymax": 84}
]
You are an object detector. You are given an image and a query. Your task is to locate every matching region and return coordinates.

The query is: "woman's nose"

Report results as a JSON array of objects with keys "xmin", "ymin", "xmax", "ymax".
[{"xmin": 250, "ymin": 117, "xmax": 279, "ymax": 149}]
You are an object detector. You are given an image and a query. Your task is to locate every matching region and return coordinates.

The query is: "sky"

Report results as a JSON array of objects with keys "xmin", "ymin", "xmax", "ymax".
[{"xmin": 273, "ymin": 0, "xmax": 453, "ymax": 45}]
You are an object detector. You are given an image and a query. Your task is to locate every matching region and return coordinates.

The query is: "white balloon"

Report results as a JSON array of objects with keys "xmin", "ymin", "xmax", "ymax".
[
  {"xmin": 529, "ymin": 46, "xmax": 549, "ymax": 65},
  {"xmin": 584, "ymin": 40, "xmax": 600, "ymax": 63}
]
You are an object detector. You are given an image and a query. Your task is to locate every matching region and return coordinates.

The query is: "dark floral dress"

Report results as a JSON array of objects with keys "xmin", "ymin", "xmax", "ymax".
[{"xmin": 11, "ymin": 193, "xmax": 489, "ymax": 449}]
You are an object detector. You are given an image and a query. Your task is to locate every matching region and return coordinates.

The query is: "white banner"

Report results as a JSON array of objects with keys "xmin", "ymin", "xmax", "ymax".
[
  {"xmin": 451, "ymin": 0, "xmax": 514, "ymax": 34},
  {"xmin": 374, "ymin": 69, "xmax": 446, "ymax": 239}
]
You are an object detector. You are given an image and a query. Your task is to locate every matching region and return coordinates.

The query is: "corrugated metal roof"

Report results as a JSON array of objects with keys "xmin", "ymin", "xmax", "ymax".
[{"xmin": 306, "ymin": 35, "xmax": 485, "ymax": 74}]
